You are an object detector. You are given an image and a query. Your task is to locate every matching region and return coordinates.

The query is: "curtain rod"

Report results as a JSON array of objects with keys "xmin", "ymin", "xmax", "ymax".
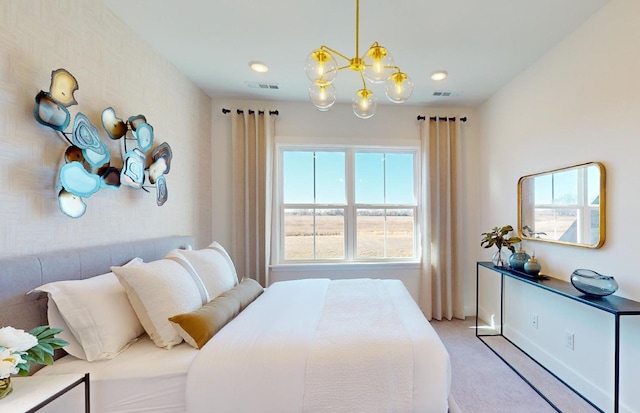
[
  {"xmin": 222, "ymin": 108, "xmax": 279, "ymax": 116},
  {"xmin": 417, "ymin": 115, "xmax": 467, "ymax": 122}
]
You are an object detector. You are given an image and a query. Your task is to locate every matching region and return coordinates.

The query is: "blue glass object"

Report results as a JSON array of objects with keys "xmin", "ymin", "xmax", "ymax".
[
  {"xmin": 128, "ymin": 114, "xmax": 147, "ymax": 131},
  {"xmin": 134, "ymin": 122, "xmax": 154, "ymax": 152},
  {"xmin": 34, "ymin": 91, "xmax": 71, "ymax": 131},
  {"xmin": 121, "ymin": 149, "xmax": 146, "ymax": 189},
  {"xmin": 59, "ymin": 162, "xmax": 101, "ymax": 198},
  {"xmin": 155, "ymin": 175, "xmax": 168, "ymax": 206},
  {"xmin": 509, "ymin": 248, "xmax": 531, "ymax": 272},
  {"xmin": 72, "ymin": 113, "xmax": 111, "ymax": 168},
  {"xmin": 571, "ymin": 269, "xmax": 618, "ymax": 297},
  {"xmin": 524, "ymin": 256, "xmax": 541, "ymax": 276}
]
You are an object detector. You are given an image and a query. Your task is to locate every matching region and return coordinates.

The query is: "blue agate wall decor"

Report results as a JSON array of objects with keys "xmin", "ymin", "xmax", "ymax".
[{"xmin": 33, "ymin": 69, "xmax": 173, "ymax": 218}]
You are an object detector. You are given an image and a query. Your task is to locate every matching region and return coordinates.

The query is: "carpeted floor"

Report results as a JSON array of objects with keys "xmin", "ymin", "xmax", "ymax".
[{"xmin": 431, "ymin": 317, "xmax": 601, "ymax": 413}]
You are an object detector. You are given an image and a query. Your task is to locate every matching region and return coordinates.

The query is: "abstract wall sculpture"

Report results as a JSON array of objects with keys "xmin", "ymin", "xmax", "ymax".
[{"xmin": 33, "ymin": 69, "xmax": 172, "ymax": 218}]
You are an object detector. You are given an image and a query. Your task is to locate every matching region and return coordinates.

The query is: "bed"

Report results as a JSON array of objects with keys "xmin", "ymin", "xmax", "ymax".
[{"xmin": 0, "ymin": 236, "xmax": 451, "ymax": 412}]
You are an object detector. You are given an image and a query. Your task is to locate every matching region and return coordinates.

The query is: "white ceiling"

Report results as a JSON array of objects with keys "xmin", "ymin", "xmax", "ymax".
[{"xmin": 102, "ymin": 0, "xmax": 610, "ymax": 107}]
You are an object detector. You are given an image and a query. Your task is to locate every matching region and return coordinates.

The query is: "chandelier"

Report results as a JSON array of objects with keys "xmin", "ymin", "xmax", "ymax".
[{"xmin": 304, "ymin": 0, "xmax": 413, "ymax": 119}]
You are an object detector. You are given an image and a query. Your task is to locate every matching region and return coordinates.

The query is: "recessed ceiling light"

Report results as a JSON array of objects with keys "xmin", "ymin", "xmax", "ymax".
[
  {"xmin": 249, "ymin": 61, "xmax": 269, "ymax": 73},
  {"xmin": 431, "ymin": 70, "xmax": 448, "ymax": 81}
]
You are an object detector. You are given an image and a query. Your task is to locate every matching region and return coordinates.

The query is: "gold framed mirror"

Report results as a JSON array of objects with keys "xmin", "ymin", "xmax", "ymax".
[{"xmin": 518, "ymin": 162, "xmax": 605, "ymax": 248}]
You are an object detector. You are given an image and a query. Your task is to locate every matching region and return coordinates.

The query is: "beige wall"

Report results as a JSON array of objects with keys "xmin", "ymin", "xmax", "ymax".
[
  {"xmin": 479, "ymin": 1, "xmax": 640, "ymax": 410},
  {"xmin": 0, "ymin": 0, "xmax": 213, "ymax": 256},
  {"xmin": 479, "ymin": 0, "xmax": 640, "ymax": 300}
]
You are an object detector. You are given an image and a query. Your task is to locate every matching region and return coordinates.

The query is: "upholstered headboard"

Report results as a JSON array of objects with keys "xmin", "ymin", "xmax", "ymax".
[{"xmin": 0, "ymin": 236, "xmax": 194, "ymax": 333}]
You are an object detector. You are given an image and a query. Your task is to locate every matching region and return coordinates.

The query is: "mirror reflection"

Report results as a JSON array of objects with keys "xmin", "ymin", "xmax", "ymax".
[{"xmin": 518, "ymin": 162, "xmax": 605, "ymax": 248}]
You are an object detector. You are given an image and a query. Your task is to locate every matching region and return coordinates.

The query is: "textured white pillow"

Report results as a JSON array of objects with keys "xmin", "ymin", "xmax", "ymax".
[
  {"xmin": 208, "ymin": 242, "xmax": 240, "ymax": 285},
  {"xmin": 166, "ymin": 241, "xmax": 238, "ymax": 300},
  {"xmin": 112, "ymin": 259, "xmax": 203, "ymax": 349},
  {"xmin": 32, "ymin": 259, "xmax": 145, "ymax": 362},
  {"xmin": 164, "ymin": 255, "xmax": 210, "ymax": 305}
]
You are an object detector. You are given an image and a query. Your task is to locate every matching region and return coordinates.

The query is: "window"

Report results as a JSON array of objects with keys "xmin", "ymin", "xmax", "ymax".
[{"xmin": 279, "ymin": 146, "xmax": 418, "ymax": 263}]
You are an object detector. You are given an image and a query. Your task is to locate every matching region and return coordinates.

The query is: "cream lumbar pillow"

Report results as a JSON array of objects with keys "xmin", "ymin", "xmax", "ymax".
[
  {"xmin": 166, "ymin": 241, "xmax": 239, "ymax": 300},
  {"xmin": 169, "ymin": 278, "xmax": 264, "ymax": 349},
  {"xmin": 112, "ymin": 258, "xmax": 203, "ymax": 349},
  {"xmin": 32, "ymin": 259, "xmax": 145, "ymax": 361}
]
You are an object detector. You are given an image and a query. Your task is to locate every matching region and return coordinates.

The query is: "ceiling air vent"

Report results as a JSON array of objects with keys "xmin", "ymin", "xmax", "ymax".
[
  {"xmin": 433, "ymin": 91, "xmax": 460, "ymax": 98},
  {"xmin": 245, "ymin": 82, "xmax": 279, "ymax": 90}
]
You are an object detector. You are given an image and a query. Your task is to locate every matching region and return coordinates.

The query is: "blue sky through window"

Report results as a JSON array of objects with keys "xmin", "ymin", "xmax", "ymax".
[
  {"xmin": 534, "ymin": 165, "xmax": 600, "ymax": 205},
  {"xmin": 283, "ymin": 150, "xmax": 414, "ymax": 205}
]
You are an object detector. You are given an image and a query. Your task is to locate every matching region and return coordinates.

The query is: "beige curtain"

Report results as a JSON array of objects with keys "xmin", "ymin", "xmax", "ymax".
[
  {"xmin": 230, "ymin": 109, "xmax": 277, "ymax": 287},
  {"xmin": 419, "ymin": 117, "xmax": 465, "ymax": 321}
]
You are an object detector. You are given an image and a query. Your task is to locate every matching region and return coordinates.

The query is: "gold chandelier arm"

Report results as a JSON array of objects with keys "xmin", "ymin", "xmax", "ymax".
[
  {"xmin": 361, "ymin": 64, "xmax": 403, "ymax": 74},
  {"xmin": 360, "ymin": 41, "xmax": 381, "ymax": 59},
  {"xmin": 359, "ymin": 70, "xmax": 367, "ymax": 90},
  {"xmin": 320, "ymin": 45, "xmax": 351, "ymax": 63}
]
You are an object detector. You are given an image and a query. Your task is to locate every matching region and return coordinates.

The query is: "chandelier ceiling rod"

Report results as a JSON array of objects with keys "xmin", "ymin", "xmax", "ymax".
[{"xmin": 355, "ymin": 0, "xmax": 359, "ymax": 59}]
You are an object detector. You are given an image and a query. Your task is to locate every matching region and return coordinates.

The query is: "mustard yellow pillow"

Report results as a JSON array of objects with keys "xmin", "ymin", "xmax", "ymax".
[
  {"xmin": 225, "ymin": 278, "xmax": 264, "ymax": 311},
  {"xmin": 169, "ymin": 278, "xmax": 264, "ymax": 349}
]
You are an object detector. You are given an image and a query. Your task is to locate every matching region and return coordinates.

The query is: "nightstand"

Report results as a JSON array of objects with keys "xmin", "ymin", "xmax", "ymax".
[{"xmin": 0, "ymin": 373, "xmax": 89, "ymax": 412}]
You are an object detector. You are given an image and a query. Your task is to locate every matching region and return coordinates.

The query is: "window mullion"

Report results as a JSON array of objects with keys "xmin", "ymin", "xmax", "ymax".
[
  {"xmin": 383, "ymin": 153, "xmax": 387, "ymax": 258},
  {"xmin": 345, "ymin": 148, "xmax": 355, "ymax": 261},
  {"xmin": 312, "ymin": 152, "xmax": 316, "ymax": 260}
]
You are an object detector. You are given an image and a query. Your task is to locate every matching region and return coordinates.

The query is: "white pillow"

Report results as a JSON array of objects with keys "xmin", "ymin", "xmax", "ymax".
[
  {"xmin": 46, "ymin": 300, "xmax": 86, "ymax": 360},
  {"xmin": 111, "ymin": 259, "xmax": 203, "ymax": 349},
  {"xmin": 208, "ymin": 242, "xmax": 240, "ymax": 286},
  {"xmin": 166, "ymin": 241, "xmax": 239, "ymax": 300},
  {"xmin": 32, "ymin": 258, "xmax": 145, "ymax": 362},
  {"xmin": 164, "ymin": 255, "xmax": 210, "ymax": 305}
]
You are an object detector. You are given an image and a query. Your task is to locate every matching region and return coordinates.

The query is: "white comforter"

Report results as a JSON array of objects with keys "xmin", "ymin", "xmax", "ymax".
[{"xmin": 186, "ymin": 278, "xmax": 450, "ymax": 413}]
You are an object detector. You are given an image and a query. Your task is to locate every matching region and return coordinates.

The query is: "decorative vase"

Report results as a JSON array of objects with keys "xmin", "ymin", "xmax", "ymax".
[
  {"xmin": 491, "ymin": 249, "xmax": 508, "ymax": 267},
  {"xmin": 524, "ymin": 255, "xmax": 541, "ymax": 277},
  {"xmin": 571, "ymin": 269, "xmax": 618, "ymax": 297},
  {"xmin": 0, "ymin": 376, "xmax": 12, "ymax": 400},
  {"xmin": 509, "ymin": 248, "xmax": 530, "ymax": 272}
]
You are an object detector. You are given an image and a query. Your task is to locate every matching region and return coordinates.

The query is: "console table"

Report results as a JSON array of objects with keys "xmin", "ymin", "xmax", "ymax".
[{"xmin": 476, "ymin": 261, "xmax": 640, "ymax": 413}]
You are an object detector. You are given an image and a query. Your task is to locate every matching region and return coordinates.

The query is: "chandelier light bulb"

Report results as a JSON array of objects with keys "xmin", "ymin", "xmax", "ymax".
[
  {"xmin": 352, "ymin": 89, "xmax": 376, "ymax": 119},
  {"xmin": 385, "ymin": 72, "xmax": 413, "ymax": 103},
  {"xmin": 374, "ymin": 60, "xmax": 383, "ymax": 75},
  {"xmin": 305, "ymin": 49, "xmax": 338, "ymax": 84},
  {"xmin": 363, "ymin": 45, "xmax": 395, "ymax": 83},
  {"xmin": 309, "ymin": 80, "xmax": 337, "ymax": 111}
]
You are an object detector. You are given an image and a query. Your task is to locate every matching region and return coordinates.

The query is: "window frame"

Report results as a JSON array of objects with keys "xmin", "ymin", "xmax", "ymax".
[
  {"xmin": 276, "ymin": 144, "xmax": 420, "ymax": 264},
  {"xmin": 531, "ymin": 167, "xmax": 598, "ymax": 244}
]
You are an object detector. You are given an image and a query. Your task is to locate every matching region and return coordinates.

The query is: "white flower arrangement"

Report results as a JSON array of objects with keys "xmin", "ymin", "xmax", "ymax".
[{"xmin": 0, "ymin": 326, "xmax": 68, "ymax": 378}]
